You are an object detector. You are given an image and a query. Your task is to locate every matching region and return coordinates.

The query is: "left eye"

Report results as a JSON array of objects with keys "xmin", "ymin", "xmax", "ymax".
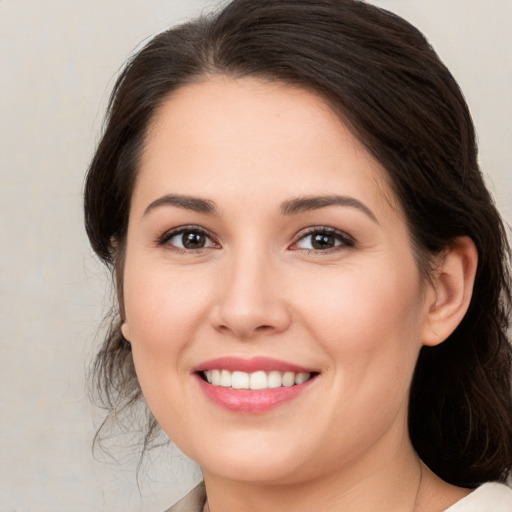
[
  {"xmin": 293, "ymin": 229, "xmax": 353, "ymax": 251},
  {"xmin": 162, "ymin": 228, "xmax": 217, "ymax": 250}
]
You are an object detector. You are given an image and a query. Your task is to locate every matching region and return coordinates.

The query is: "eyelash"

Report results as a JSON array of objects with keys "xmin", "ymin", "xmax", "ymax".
[
  {"xmin": 157, "ymin": 225, "xmax": 219, "ymax": 253},
  {"xmin": 157, "ymin": 225, "xmax": 355, "ymax": 254},
  {"xmin": 290, "ymin": 226, "xmax": 355, "ymax": 254}
]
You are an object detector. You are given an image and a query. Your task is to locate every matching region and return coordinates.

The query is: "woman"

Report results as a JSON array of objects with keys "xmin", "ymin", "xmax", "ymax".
[{"xmin": 84, "ymin": 0, "xmax": 512, "ymax": 510}]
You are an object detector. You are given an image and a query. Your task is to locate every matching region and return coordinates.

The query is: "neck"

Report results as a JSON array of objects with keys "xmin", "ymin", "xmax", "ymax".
[{"xmin": 203, "ymin": 439, "xmax": 424, "ymax": 512}]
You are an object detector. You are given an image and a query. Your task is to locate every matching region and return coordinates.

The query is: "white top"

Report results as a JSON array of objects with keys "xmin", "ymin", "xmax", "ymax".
[
  {"xmin": 444, "ymin": 482, "xmax": 512, "ymax": 511},
  {"xmin": 166, "ymin": 482, "xmax": 512, "ymax": 512}
]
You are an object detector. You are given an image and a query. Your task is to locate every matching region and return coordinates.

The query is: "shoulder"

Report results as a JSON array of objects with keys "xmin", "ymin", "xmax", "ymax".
[
  {"xmin": 163, "ymin": 482, "xmax": 206, "ymax": 512},
  {"xmin": 162, "ymin": 481, "xmax": 512, "ymax": 512},
  {"xmin": 444, "ymin": 482, "xmax": 512, "ymax": 511}
]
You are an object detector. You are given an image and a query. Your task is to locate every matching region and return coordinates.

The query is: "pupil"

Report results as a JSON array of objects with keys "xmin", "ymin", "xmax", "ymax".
[
  {"xmin": 312, "ymin": 233, "xmax": 334, "ymax": 249},
  {"xmin": 183, "ymin": 232, "xmax": 205, "ymax": 249}
]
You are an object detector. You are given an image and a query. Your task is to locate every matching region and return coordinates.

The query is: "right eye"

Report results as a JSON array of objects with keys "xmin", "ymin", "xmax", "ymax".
[{"xmin": 159, "ymin": 226, "xmax": 218, "ymax": 251}]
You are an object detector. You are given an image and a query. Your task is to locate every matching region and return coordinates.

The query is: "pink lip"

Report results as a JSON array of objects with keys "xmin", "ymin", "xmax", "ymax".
[
  {"xmin": 192, "ymin": 357, "xmax": 318, "ymax": 414},
  {"xmin": 193, "ymin": 356, "xmax": 315, "ymax": 373},
  {"xmin": 195, "ymin": 375, "xmax": 316, "ymax": 414}
]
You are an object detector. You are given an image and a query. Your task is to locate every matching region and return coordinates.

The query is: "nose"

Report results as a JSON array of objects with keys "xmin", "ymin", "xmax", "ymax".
[{"xmin": 209, "ymin": 250, "xmax": 292, "ymax": 340}]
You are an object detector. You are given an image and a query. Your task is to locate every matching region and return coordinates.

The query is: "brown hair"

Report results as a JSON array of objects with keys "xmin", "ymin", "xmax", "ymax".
[{"xmin": 84, "ymin": 0, "xmax": 512, "ymax": 486}]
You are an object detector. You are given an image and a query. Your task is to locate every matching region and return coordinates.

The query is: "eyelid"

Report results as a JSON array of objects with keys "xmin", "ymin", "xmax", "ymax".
[
  {"xmin": 157, "ymin": 225, "xmax": 220, "ymax": 250},
  {"xmin": 289, "ymin": 226, "xmax": 355, "ymax": 251},
  {"xmin": 156, "ymin": 224, "xmax": 353, "ymax": 253}
]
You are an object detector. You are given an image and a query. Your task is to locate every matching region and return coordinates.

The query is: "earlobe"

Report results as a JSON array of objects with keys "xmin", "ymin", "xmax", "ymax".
[
  {"xmin": 121, "ymin": 322, "xmax": 131, "ymax": 342},
  {"xmin": 422, "ymin": 236, "xmax": 478, "ymax": 347}
]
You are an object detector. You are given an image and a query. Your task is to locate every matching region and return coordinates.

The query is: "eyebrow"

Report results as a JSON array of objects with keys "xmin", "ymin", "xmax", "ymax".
[
  {"xmin": 280, "ymin": 194, "xmax": 378, "ymax": 223},
  {"xmin": 143, "ymin": 193, "xmax": 378, "ymax": 223},
  {"xmin": 143, "ymin": 194, "xmax": 219, "ymax": 216}
]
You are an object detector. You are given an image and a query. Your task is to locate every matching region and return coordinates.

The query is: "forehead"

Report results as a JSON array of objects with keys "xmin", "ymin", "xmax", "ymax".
[{"xmin": 134, "ymin": 76, "xmax": 400, "ymax": 217}]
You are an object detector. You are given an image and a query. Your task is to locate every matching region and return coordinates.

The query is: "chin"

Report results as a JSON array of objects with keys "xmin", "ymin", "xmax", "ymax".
[
  {"xmin": 202, "ymin": 457, "xmax": 310, "ymax": 485},
  {"xmin": 184, "ymin": 431, "xmax": 319, "ymax": 485}
]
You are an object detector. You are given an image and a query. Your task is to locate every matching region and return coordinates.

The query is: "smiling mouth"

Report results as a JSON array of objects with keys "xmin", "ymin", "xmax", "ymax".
[{"xmin": 199, "ymin": 369, "xmax": 317, "ymax": 390}]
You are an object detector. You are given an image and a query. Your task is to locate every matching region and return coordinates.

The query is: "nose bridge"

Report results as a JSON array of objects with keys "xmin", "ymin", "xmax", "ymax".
[{"xmin": 212, "ymin": 241, "xmax": 290, "ymax": 338}]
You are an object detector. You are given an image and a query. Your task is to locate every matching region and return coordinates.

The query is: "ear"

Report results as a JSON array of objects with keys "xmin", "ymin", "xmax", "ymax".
[
  {"xmin": 422, "ymin": 236, "xmax": 478, "ymax": 347},
  {"xmin": 121, "ymin": 322, "xmax": 131, "ymax": 342}
]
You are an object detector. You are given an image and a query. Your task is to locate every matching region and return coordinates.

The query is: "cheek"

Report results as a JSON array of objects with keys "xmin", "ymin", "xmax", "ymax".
[
  {"xmin": 121, "ymin": 258, "xmax": 213, "ymax": 369},
  {"xmin": 307, "ymin": 262, "xmax": 425, "ymax": 435},
  {"xmin": 125, "ymin": 255, "xmax": 201, "ymax": 324},
  {"xmin": 121, "ymin": 260, "xmax": 215, "ymax": 423},
  {"xmin": 301, "ymin": 259, "xmax": 425, "ymax": 385}
]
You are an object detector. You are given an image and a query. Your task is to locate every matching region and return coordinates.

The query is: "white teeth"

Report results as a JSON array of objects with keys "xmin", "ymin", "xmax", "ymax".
[
  {"xmin": 220, "ymin": 369, "xmax": 231, "ymax": 387},
  {"xmin": 282, "ymin": 371, "xmax": 295, "ymax": 387},
  {"xmin": 205, "ymin": 369, "xmax": 312, "ymax": 389},
  {"xmin": 249, "ymin": 371, "xmax": 268, "ymax": 390},
  {"xmin": 231, "ymin": 371, "xmax": 249, "ymax": 389},
  {"xmin": 268, "ymin": 371, "xmax": 283, "ymax": 388},
  {"xmin": 295, "ymin": 372, "xmax": 310, "ymax": 385},
  {"xmin": 211, "ymin": 369, "xmax": 221, "ymax": 386}
]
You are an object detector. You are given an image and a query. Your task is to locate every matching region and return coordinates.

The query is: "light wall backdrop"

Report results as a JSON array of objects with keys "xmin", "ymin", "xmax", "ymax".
[{"xmin": 1, "ymin": 1, "xmax": 510, "ymax": 511}]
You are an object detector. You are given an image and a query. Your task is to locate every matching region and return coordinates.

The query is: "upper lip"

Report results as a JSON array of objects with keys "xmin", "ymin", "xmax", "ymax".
[{"xmin": 193, "ymin": 356, "xmax": 316, "ymax": 374}]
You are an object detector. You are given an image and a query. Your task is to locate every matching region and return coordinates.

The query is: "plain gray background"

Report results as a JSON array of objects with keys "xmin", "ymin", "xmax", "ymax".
[{"xmin": 1, "ymin": 1, "xmax": 511, "ymax": 511}]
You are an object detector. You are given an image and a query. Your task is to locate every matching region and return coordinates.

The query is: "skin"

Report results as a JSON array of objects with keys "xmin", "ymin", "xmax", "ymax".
[{"xmin": 121, "ymin": 77, "xmax": 477, "ymax": 511}]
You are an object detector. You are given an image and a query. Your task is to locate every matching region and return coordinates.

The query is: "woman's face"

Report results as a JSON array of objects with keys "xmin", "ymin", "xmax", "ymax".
[{"xmin": 121, "ymin": 77, "xmax": 434, "ymax": 485}]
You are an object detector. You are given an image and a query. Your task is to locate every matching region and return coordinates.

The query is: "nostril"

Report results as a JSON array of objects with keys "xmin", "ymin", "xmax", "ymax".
[
  {"xmin": 210, "ymin": 298, "xmax": 292, "ymax": 338},
  {"xmin": 255, "ymin": 325, "xmax": 273, "ymax": 332},
  {"xmin": 216, "ymin": 324, "xmax": 274, "ymax": 335}
]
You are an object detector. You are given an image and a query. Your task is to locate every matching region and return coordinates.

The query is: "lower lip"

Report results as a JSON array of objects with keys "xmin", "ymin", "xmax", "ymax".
[{"xmin": 195, "ymin": 374, "xmax": 316, "ymax": 413}]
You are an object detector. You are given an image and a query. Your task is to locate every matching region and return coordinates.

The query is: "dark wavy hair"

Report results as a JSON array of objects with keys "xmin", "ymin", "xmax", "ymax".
[{"xmin": 84, "ymin": 0, "xmax": 512, "ymax": 487}]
